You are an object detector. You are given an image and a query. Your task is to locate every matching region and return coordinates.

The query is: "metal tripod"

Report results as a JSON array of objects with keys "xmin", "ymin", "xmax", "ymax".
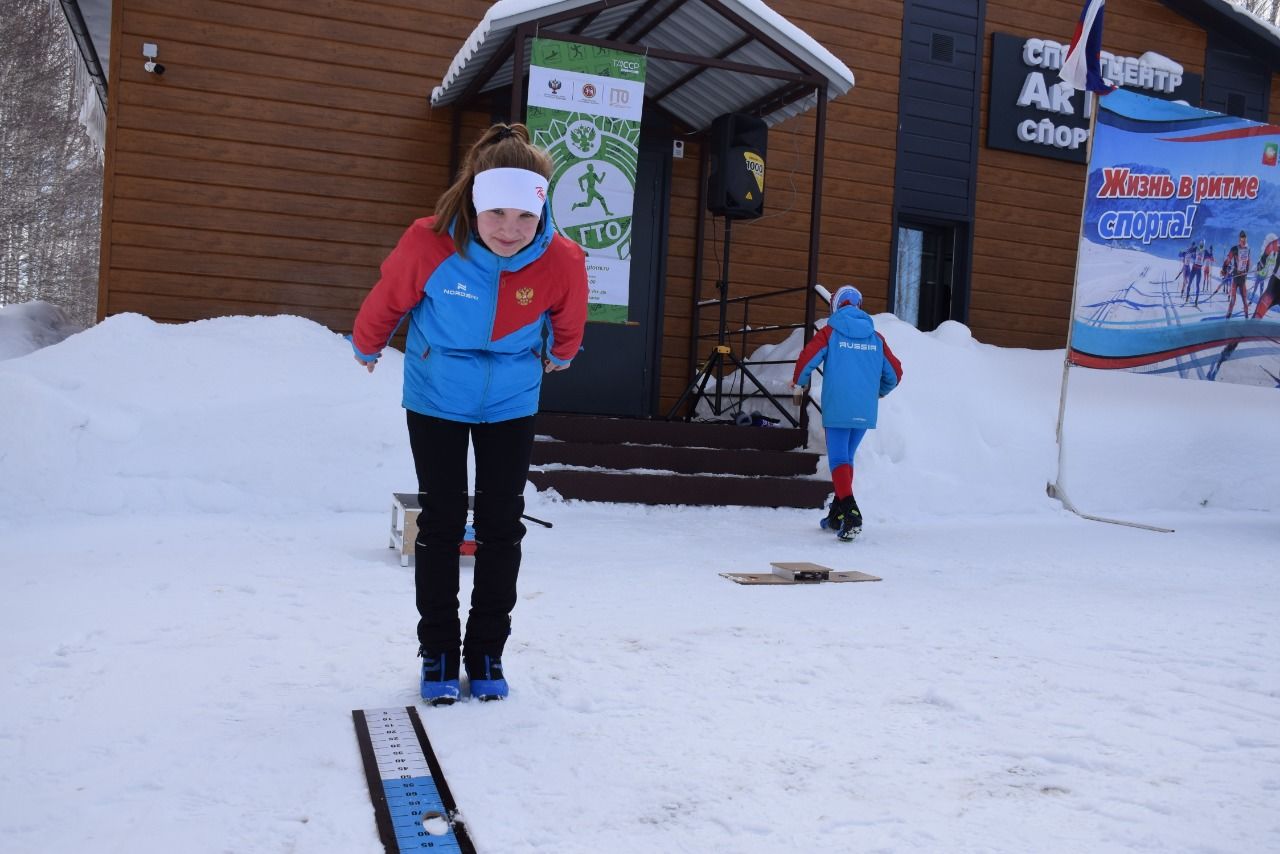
[{"xmin": 666, "ymin": 216, "xmax": 798, "ymax": 426}]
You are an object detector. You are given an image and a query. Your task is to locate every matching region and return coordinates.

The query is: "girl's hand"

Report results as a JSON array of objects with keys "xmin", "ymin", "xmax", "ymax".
[
  {"xmin": 355, "ymin": 354, "xmax": 378, "ymax": 373},
  {"xmin": 544, "ymin": 360, "xmax": 569, "ymax": 373}
]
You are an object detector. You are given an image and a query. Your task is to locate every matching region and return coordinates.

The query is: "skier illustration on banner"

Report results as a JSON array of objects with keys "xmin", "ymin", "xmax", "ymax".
[
  {"xmin": 1186, "ymin": 240, "xmax": 1206, "ymax": 306},
  {"xmin": 1177, "ymin": 239, "xmax": 1196, "ymax": 302},
  {"xmin": 1221, "ymin": 230, "xmax": 1252, "ymax": 320},
  {"xmin": 1201, "ymin": 243, "xmax": 1216, "ymax": 298},
  {"xmin": 1252, "ymin": 233, "xmax": 1279, "ymax": 304},
  {"xmin": 1066, "ymin": 90, "xmax": 1280, "ymax": 387},
  {"xmin": 1254, "ymin": 256, "xmax": 1280, "ymax": 318},
  {"xmin": 1207, "ymin": 240, "xmax": 1280, "ymax": 380}
]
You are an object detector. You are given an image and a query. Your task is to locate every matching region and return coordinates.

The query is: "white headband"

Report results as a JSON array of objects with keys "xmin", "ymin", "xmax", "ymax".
[{"xmin": 472, "ymin": 168, "xmax": 547, "ymax": 216}]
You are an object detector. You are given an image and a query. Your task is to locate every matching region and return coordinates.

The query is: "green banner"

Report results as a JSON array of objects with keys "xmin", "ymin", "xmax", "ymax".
[{"xmin": 526, "ymin": 39, "xmax": 646, "ymax": 324}]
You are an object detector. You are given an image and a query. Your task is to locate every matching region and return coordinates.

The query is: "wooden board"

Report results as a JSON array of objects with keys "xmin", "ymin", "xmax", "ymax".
[
  {"xmin": 770, "ymin": 561, "xmax": 832, "ymax": 581},
  {"xmin": 720, "ymin": 562, "xmax": 882, "ymax": 585},
  {"xmin": 390, "ymin": 492, "xmax": 420, "ymax": 567}
]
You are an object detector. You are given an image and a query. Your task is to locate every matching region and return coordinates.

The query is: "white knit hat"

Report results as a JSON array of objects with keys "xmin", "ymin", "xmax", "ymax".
[{"xmin": 830, "ymin": 285, "xmax": 863, "ymax": 312}]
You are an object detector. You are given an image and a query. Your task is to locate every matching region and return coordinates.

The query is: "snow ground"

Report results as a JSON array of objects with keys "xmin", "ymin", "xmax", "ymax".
[{"xmin": 0, "ymin": 305, "xmax": 1276, "ymax": 853}]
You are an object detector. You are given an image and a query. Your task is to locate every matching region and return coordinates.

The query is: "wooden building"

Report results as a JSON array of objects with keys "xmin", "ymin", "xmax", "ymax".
[{"xmin": 72, "ymin": 0, "xmax": 1280, "ymax": 417}]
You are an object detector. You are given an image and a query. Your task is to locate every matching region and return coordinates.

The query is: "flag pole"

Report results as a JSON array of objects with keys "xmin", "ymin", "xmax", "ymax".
[
  {"xmin": 1049, "ymin": 90, "xmax": 1173, "ymax": 533},
  {"xmin": 1049, "ymin": 89, "xmax": 1096, "ymax": 504}
]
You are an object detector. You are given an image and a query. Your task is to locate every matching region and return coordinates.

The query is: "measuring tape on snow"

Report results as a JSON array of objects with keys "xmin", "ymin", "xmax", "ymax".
[{"xmin": 352, "ymin": 706, "xmax": 475, "ymax": 853}]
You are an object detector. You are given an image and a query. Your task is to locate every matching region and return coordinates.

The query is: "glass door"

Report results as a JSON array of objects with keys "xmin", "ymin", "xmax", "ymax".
[{"xmin": 894, "ymin": 223, "xmax": 955, "ymax": 332}]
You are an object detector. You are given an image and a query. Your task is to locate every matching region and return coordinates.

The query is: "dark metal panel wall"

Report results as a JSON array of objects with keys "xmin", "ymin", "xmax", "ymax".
[
  {"xmin": 893, "ymin": 0, "xmax": 984, "ymax": 220},
  {"xmin": 1203, "ymin": 30, "xmax": 1271, "ymax": 121}
]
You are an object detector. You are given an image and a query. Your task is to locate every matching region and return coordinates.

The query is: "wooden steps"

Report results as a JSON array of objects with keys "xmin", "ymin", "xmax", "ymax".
[{"xmin": 528, "ymin": 413, "xmax": 831, "ymax": 509}]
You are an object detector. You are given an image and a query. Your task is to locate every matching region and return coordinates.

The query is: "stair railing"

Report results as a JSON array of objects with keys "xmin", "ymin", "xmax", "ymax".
[{"xmin": 681, "ymin": 282, "xmax": 811, "ymax": 430}]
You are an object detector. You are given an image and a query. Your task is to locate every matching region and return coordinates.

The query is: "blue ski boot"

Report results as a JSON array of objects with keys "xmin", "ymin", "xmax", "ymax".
[
  {"xmin": 466, "ymin": 655, "xmax": 508, "ymax": 701},
  {"xmin": 419, "ymin": 648, "xmax": 460, "ymax": 706}
]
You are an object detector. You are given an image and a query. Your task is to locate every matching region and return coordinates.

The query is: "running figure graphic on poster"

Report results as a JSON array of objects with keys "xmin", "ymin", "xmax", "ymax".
[{"xmin": 570, "ymin": 163, "xmax": 613, "ymax": 216}]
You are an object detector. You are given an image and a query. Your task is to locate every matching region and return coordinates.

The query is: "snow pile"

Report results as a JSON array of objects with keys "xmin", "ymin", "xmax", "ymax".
[
  {"xmin": 0, "ymin": 300, "xmax": 83, "ymax": 361},
  {"xmin": 3, "ymin": 309, "xmax": 1278, "ymax": 524},
  {"xmin": 0, "ymin": 312, "xmax": 408, "ymax": 517},
  {"xmin": 707, "ymin": 313, "xmax": 1278, "ymax": 517}
]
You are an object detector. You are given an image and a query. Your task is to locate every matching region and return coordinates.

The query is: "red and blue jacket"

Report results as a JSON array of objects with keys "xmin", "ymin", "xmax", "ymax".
[
  {"xmin": 352, "ymin": 214, "xmax": 588, "ymax": 423},
  {"xmin": 792, "ymin": 307, "xmax": 902, "ymax": 429}
]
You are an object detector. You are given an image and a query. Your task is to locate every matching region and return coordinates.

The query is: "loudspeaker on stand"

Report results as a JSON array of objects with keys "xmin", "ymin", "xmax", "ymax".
[{"xmin": 707, "ymin": 113, "xmax": 768, "ymax": 220}]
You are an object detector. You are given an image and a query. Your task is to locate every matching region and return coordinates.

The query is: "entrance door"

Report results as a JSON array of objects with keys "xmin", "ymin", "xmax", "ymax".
[
  {"xmin": 893, "ymin": 222, "xmax": 956, "ymax": 332},
  {"xmin": 539, "ymin": 117, "xmax": 672, "ymax": 417}
]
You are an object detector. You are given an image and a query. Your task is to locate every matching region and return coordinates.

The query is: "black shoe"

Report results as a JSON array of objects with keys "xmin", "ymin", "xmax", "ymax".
[
  {"xmin": 465, "ymin": 655, "xmax": 508, "ymax": 701},
  {"xmin": 837, "ymin": 496, "xmax": 862, "ymax": 542},
  {"xmin": 419, "ymin": 647, "xmax": 460, "ymax": 706},
  {"xmin": 824, "ymin": 499, "xmax": 843, "ymax": 531},
  {"xmin": 827, "ymin": 495, "xmax": 859, "ymax": 530}
]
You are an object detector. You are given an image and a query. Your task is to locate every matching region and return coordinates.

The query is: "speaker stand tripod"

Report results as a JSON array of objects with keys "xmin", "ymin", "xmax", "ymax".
[{"xmin": 666, "ymin": 217, "xmax": 798, "ymax": 426}]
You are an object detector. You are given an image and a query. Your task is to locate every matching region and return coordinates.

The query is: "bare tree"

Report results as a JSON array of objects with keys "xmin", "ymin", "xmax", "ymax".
[
  {"xmin": 0, "ymin": 0, "xmax": 103, "ymax": 328},
  {"xmin": 1231, "ymin": 0, "xmax": 1280, "ymax": 27}
]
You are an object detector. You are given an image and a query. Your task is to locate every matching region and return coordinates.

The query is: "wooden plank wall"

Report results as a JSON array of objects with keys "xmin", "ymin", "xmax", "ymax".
[
  {"xmin": 974, "ymin": 0, "xmax": 1209, "ymax": 349},
  {"xmin": 100, "ymin": 0, "xmax": 488, "ymax": 331},
  {"xmin": 99, "ymin": 0, "xmax": 1279, "ymax": 413},
  {"xmin": 100, "ymin": 0, "xmax": 901, "ymax": 415}
]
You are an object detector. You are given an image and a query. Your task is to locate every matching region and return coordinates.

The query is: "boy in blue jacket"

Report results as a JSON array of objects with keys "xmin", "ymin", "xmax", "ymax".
[{"xmin": 791, "ymin": 285, "xmax": 903, "ymax": 541}]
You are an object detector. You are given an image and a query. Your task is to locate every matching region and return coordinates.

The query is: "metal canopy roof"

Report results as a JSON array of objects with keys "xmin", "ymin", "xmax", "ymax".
[
  {"xmin": 58, "ymin": 0, "xmax": 110, "ymax": 109},
  {"xmin": 430, "ymin": 0, "xmax": 855, "ymax": 131}
]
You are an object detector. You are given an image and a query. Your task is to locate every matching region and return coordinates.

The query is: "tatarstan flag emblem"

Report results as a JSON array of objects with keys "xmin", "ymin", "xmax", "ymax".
[{"xmin": 1264, "ymin": 142, "xmax": 1278, "ymax": 166}]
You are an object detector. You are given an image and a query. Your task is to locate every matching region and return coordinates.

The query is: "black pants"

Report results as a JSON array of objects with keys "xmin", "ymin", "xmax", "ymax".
[{"xmin": 406, "ymin": 410, "xmax": 537, "ymax": 663}]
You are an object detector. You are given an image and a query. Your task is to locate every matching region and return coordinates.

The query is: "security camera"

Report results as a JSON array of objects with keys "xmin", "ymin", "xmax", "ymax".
[{"xmin": 142, "ymin": 43, "xmax": 163, "ymax": 74}]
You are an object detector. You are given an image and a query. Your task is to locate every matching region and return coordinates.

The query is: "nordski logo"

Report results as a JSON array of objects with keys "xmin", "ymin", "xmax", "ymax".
[{"xmin": 443, "ymin": 282, "xmax": 480, "ymax": 301}]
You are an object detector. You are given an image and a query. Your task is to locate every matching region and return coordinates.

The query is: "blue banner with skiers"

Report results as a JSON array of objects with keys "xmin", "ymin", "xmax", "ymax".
[{"xmin": 1069, "ymin": 89, "xmax": 1280, "ymax": 387}]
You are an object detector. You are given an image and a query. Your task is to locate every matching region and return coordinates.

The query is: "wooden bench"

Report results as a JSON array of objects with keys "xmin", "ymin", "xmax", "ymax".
[{"xmin": 390, "ymin": 492, "xmax": 476, "ymax": 566}]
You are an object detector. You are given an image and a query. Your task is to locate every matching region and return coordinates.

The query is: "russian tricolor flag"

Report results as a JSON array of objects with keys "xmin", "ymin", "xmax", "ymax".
[{"xmin": 1060, "ymin": 0, "xmax": 1117, "ymax": 94}]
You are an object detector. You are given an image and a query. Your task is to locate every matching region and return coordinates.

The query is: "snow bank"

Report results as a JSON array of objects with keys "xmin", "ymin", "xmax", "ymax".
[
  {"xmin": 0, "ymin": 313, "xmax": 409, "ymax": 517},
  {"xmin": 1, "ymin": 309, "xmax": 1276, "ymax": 522},
  {"xmin": 0, "ymin": 300, "xmax": 83, "ymax": 361}
]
